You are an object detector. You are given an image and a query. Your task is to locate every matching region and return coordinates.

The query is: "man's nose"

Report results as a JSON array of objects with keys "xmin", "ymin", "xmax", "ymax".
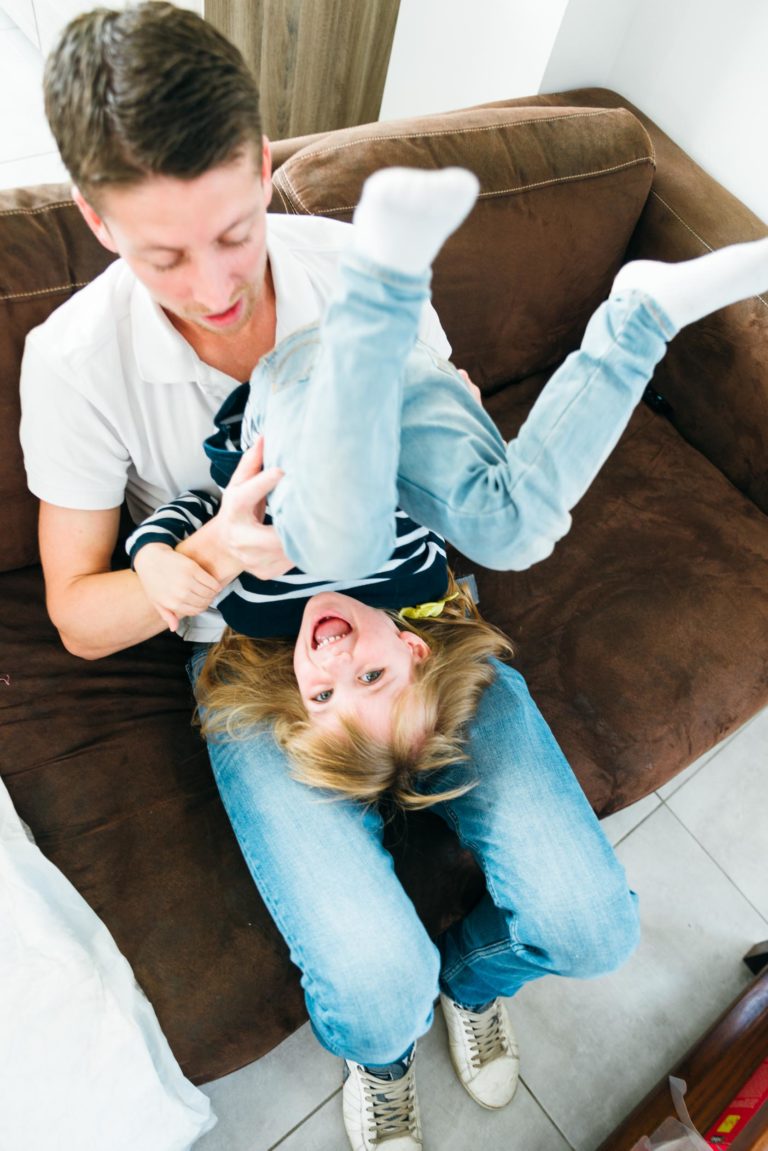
[{"xmin": 190, "ymin": 255, "xmax": 235, "ymax": 313}]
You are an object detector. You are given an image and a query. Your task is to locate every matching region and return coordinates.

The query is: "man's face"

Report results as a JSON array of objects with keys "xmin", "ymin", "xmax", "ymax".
[{"xmin": 75, "ymin": 140, "xmax": 273, "ymax": 338}]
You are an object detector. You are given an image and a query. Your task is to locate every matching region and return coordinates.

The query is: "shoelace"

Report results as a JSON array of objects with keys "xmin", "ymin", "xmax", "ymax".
[
  {"xmin": 460, "ymin": 1001, "xmax": 508, "ymax": 1069},
  {"xmin": 360, "ymin": 1065, "xmax": 418, "ymax": 1141}
]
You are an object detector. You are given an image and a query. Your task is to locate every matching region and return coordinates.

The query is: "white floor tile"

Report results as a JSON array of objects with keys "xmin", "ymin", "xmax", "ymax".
[
  {"xmin": 0, "ymin": 26, "xmax": 57, "ymax": 162},
  {"xmin": 600, "ymin": 791, "xmax": 660, "ymax": 846},
  {"xmin": 196, "ymin": 1023, "xmax": 340, "ymax": 1151},
  {"xmin": 666, "ymin": 705, "xmax": 768, "ymax": 921},
  {"xmin": 507, "ymin": 804, "xmax": 767, "ymax": 1151},
  {"xmin": 275, "ymin": 1009, "xmax": 573, "ymax": 1151},
  {"xmin": 0, "ymin": 149, "xmax": 68, "ymax": 190}
]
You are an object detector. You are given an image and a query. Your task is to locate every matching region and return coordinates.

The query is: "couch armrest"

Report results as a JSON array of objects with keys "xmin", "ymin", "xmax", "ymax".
[{"xmin": 475, "ymin": 87, "xmax": 768, "ymax": 515}]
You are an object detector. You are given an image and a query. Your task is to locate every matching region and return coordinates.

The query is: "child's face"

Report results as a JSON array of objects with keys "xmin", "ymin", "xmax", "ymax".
[{"xmin": 293, "ymin": 592, "xmax": 431, "ymax": 741}]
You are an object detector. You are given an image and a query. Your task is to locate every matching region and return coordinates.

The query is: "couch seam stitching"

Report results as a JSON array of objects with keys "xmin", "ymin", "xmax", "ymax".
[
  {"xmin": 650, "ymin": 189, "xmax": 768, "ymax": 308},
  {"xmin": 281, "ymin": 156, "xmax": 655, "ymax": 216},
  {"xmin": 0, "ymin": 281, "xmax": 88, "ymax": 301},
  {"xmin": 0, "ymin": 200, "xmax": 76, "ymax": 217}
]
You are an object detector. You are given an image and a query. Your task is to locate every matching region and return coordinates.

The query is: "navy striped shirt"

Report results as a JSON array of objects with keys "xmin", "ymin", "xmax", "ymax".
[{"xmin": 127, "ymin": 497, "xmax": 448, "ymax": 638}]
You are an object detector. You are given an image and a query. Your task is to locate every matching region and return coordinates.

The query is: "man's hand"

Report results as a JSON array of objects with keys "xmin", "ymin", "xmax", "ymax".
[
  {"xmin": 133, "ymin": 543, "xmax": 222, "ymax": 631},
  {"xmin": 178, "ymin": 438, "xmax": 293, "ymax": 584},
  {"xmin": 216, "ymin": 437, "xmax": 294, "ymax": 579}
]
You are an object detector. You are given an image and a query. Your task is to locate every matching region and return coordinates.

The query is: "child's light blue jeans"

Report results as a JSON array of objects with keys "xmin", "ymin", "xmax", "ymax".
[
  {"xmin": 191, "ymin": 651, "xmax": 639, "ymax": 1066},
  {"xmin": 247, "ymin": 252, "xmax": 677, "ymax": 580}
]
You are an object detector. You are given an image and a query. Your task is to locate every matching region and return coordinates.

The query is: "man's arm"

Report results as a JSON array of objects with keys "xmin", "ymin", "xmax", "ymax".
[
  {"xmin": 39, "ymin": 502, "xmax": 169, "ymax": 660},
  {"xmin": 40, "ymin": 443, "xmax": 289, "ymax": 660}
]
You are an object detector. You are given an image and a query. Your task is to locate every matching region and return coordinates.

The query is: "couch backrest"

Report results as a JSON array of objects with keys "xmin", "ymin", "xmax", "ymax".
[
  {"xmin": 0, "ymin": 187, "xmax": 114, "ymax": 571},
  {"xmin": 0, "ymin": 104, "xmax": 654, "ymax": 574},
  {"xmin": 271, "ymin": 104, "xmax": 655, "ymax": 391}
]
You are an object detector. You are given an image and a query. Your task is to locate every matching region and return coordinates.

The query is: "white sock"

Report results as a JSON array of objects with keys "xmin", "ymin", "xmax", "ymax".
[
  {"xmin": 611, "ymin": 237, "xmax": 768, "ymax": 330},
  {"xmin": 352, "ymin": 166, "xmax": 480, "ymax": 276}
]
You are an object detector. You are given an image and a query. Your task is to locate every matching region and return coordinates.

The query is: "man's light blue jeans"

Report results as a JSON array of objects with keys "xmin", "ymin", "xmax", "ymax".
[
  {"xmin": 248, "ymin": 252, "xmax": 677, "ymax": 581},
  {"xmin": 191, "ymin": 651, "xmax": 640, "ymax": 1066}
]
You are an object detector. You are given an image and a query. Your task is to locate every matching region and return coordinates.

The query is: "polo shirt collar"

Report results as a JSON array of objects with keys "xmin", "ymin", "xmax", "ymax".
[
  {"xmin": 267, "ymin": 223, "xmax": 323, "ymax": 343},
  {"xmin": 131, "ymin": 278, "xmax": 206, "ymax": 386}
]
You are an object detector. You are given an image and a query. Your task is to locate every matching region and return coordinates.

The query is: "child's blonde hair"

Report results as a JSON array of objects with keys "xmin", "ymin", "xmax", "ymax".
[{"xmin": 196, "ymin": 573, "xmax": 514, "ymax": 810}]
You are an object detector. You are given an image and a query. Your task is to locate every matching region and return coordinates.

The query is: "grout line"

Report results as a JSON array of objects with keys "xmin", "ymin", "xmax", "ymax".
[
  {"xmin": 267, "ymin": 1085, "xmax": 342, "ymax": 1150},
  {"xmin": 662, "ymin": 799, "xmax": 768, "ymax": 928},
  {"xmin": 608, "ymin": 798, "xmax": 662, "ymax": 847},
  {"xmin": 518, "ymin": 1075, "xmax": 578, "ymax": 1149}
]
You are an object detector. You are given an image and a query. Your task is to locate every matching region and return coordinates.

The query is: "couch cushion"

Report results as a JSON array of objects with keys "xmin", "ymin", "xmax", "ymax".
[
  {"xmin": 452, "ymin": 387, "xmax": 768, "ymax": 815},
  {"xmin": 0, "ymin": 186, "xmax": 115, "ymax": 572},
  {"xmin": 271, "ymin": 104, "xmax": 656, "ymax": 391}
]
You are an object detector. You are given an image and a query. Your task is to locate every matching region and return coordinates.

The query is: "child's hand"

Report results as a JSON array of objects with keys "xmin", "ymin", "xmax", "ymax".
[{"xmin": 133, "ymin": 543, "xmax": 222, "ymax": 632}]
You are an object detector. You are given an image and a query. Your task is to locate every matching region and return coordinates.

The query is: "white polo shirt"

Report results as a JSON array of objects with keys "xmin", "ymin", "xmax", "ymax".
[{"xmin": 19, "ymin": 213, "xmax": 451, "ymax": 641}]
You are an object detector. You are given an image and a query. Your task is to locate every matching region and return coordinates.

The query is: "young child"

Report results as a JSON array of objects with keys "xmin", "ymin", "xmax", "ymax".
[{"xmin": 128, "ymin": 165, "xmax": 768, "ymax": 759}]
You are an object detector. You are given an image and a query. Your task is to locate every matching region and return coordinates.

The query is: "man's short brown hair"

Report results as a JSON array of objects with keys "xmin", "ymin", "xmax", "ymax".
[{"xmin": 44, "ymin": 2, "xmax": 263, "ymax": 202}]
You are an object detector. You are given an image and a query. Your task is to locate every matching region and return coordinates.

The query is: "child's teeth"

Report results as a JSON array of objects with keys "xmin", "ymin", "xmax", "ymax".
[{"xmin": 317, "ymin": 634, "xmax": 344, "ymax": 648}]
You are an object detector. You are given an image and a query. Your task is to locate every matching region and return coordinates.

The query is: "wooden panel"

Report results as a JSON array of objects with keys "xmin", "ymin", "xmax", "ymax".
[
  {"xmin": 204, "ymin": 0, "xmax": 401, "ymax": 139},
  {"xmin": 596, "ymin": 968, "xmax": 768, "ymax": 1151}
]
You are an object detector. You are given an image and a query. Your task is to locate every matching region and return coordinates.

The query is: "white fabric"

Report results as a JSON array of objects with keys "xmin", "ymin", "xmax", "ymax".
[
  {"xmin": 20, "ymin": 212, "xmax": 450, "ymax": 642},
  {"xmin": 0, "ymin": 777, "xmax": 216, "ymax": 1151}
]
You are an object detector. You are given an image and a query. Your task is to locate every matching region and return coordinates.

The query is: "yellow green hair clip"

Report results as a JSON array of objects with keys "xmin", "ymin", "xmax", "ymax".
[{"xmin": 398, "ymin": 592, "xmax": 459, "ymax": 621}]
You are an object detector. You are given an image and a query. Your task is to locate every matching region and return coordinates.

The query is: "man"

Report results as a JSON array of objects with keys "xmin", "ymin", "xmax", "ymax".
[{"xmin": 21, "ymin": 7, "xmax": 641, "ymax": 1149}]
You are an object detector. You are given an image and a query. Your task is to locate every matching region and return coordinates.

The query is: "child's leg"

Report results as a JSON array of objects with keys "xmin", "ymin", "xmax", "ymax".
[
  {"xmin": 613, "ymin": 237, "xmax": 768, "ymax": 332},
  {"xmin": 260, "ymin": 168, "xmax": 479, "ymax": 580},
  {"xmin": 392, "ymin": 239, "xmax": 768, "ymax": 571}
]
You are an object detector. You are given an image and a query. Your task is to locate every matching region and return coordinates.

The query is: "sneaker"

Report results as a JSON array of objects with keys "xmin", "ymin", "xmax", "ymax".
[
  {"xmin": 440, "ymin": 994, "xmax": 520, "ymax": 1109},
  {"xmin": 342, "ymin": 1051, "xmax": 423, "ymax": 1151}
]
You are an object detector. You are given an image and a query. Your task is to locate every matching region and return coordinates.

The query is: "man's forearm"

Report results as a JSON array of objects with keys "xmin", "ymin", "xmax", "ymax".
[
  {"xmin": 176, "ymin": 516, "xmax": 243, "ymax": 583},
  {"xmin": 50, "ymin": 567, "xmax": 168, "ymax": 659}
]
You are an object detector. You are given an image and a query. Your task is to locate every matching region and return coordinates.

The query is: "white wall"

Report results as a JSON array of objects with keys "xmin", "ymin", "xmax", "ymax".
[
  {"xmin": 542, "ymin": 0, "xmax": 768, "ymax": 223},
  {"xmin": 379, "ymin": 0, "xmax": 569, "ymax": 120}
]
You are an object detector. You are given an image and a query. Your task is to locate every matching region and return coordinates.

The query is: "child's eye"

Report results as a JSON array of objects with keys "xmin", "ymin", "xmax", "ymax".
[
  {"xmin": 360, "ymin": 669, "xmax": 384, "ymax": 684},
  {"xmin": 312, "ymin": 688, "xmax": 333, "ymax": 703}
]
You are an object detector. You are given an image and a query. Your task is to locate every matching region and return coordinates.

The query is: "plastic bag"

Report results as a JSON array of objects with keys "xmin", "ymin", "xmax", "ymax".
[{"xmin": 631, "ymin": 1077, "xmax": 712, "ymax": 1151}]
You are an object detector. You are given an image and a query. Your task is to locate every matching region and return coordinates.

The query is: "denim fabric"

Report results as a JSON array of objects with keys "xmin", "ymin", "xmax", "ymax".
[
  {"xmin": 245, "ymin": 252, "xmax": 676, "ymax": 580},
  {"xmin": 188, "ymin": 649, "xmax": 639, "ymax": 1066}
]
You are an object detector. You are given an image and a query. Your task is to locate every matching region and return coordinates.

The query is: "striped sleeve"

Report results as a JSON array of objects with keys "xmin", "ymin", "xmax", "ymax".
[{"xmin": 125, "ymin": 489, "xmax": 220, "ymax": 566}]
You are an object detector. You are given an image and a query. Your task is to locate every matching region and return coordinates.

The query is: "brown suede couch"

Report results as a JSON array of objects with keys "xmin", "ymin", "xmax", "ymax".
[{"xmin": 1, "ymin": 89, "xmax": 767, "ymax": 1085}]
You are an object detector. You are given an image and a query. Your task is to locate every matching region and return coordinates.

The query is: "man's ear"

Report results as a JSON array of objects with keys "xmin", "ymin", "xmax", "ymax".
[
  {"xmin": 72, "ymin": 186, "xmax": 119, "ymax": 253},
  {"xmin": 261, "ymin": 135, "xmax": 273, "ymax": 210},
  {"xmin": 399, "ymin": 630, "xmax": 431, "ymax": 663}
]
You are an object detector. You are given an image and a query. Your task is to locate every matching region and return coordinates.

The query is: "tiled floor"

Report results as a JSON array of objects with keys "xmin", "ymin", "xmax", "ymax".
[{"xmin": 5, "ymin": 9, "xmax": 767, "ymax": 1150}]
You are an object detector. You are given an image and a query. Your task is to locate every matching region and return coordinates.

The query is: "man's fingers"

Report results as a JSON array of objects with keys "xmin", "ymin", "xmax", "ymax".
[
  {"xmin": 158, "ymin": 606, "xmax": 180, "ymax": 631},
  {"xmin": 229, "ymin": 437, "xmax": 266, "ymax": 487},
  {"xmin": 230, "ymin": 465, "xmax": 284, "ymax": 509}
]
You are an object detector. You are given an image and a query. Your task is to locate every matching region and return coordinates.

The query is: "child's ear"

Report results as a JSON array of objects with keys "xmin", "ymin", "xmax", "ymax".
[{"xmin": 399, "ymin": 630, "xmax": 431, "ymax": 663}]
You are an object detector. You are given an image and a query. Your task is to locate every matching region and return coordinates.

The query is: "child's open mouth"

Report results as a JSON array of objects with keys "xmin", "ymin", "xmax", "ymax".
[{"xmin": 312, "ymin": 615, "xmax": 352, "ymax": 650}]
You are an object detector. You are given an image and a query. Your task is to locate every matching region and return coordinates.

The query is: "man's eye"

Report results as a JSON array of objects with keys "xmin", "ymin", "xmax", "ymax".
[
  {"xmin": 150, "ymin": 259, "xmax": 182, "ymax": 273},
  {"xmin": 219, "ymin": 233, "xmax": 251, "ymax": 249},
  {"xmin": 360, "ymin": 669, "xmax": 383, "ymax": 684},
  {"xmin": 312, "ymin": 689, "xmax": 333, "ymax": 703}
]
